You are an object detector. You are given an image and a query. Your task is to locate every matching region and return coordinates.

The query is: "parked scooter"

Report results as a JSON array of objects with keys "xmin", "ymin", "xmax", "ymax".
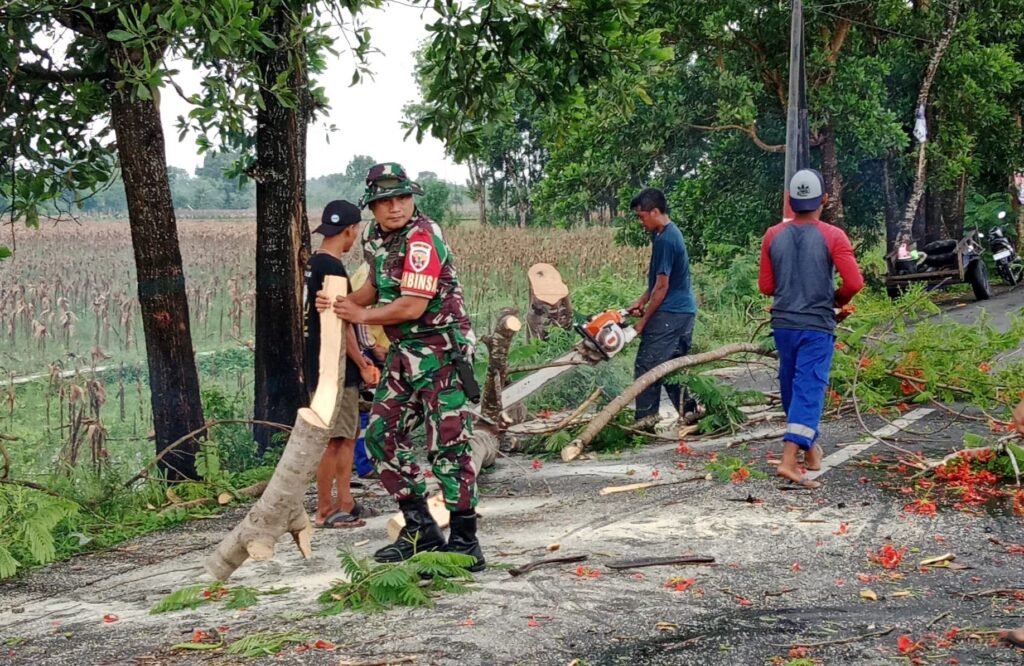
[{"xmin": 990, "ymin": 211, "xmax": 1024, "ymax": 286}]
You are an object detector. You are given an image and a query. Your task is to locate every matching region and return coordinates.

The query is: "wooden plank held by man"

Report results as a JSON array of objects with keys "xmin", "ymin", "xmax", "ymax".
[{"xmin": 205, "ymin": 275, "xmax": 347, "ymax": 581}]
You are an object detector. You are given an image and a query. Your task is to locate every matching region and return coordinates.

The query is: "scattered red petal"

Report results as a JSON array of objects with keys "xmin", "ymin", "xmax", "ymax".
[
  {"xmin": 102, "ymin": 614, "xmax": 118, "ymax": 624},
  {"xmin": 791, "ymin": 562, "xmax": 802, "ymax": 572},
  {"xmin": 730, "ymin": 466, "xmax": 750, "ymax": 483},
  {"xmin": 676, "ymin": 462, "xmax": 687, "ymax": 470},
  {"xmin": 463, "ymin": 618, "xmax": 475, "ymax": 626},
  {"xmin": 651, "ymin": 469, "xmax": 661, "ymax": 479},
  {"xmin": 736, "ymin": 597, "xmax": 752, "ymax": 606},
  {"xmin": 788, "ymin": 646, "xmax": 810, "ymax": 658},
  {"xmin": 868, "ymin": 544, "xmax": 906, "ymax": 570},
  {"xmin": 574, "ymin": 565, "xmax": 600, "ymax": 579},
  {"xmin": 664, "ymin": 577, "xmax": 696, "ymax": 592},
  {"xmin": 897, "ymin": 634, "xmax": 922, "ymax": 654},
  {"xmin": 313, "ymin": 639, "xmax": 334, "ymax": 650},
  {"xmin": 531, "ymin": 459, "xmax": 542, "ymax": 470},
  {"xmin": 834, "ymin": 522, "xmax": 849, "ymax": 535},
  {"xmin": 676, "ymin": 442, "xmax": 693, "ymax": 455},
  {"xmin": 527, "ymin": 617, "xmax": 540, "ymax": 628}
]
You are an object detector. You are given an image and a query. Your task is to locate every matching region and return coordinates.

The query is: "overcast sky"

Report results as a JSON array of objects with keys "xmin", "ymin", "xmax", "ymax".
[{"xmin": 159, "ymin": 4, "xmax": 469, "ymax": 184}]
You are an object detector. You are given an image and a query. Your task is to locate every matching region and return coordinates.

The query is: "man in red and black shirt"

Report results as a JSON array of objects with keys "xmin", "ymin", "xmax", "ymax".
[{"xmin": 759, "ymin": 168, "xmax": 864, "ymax": 487}]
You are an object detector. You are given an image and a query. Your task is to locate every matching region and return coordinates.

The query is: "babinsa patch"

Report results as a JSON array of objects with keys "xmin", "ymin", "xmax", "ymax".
[{"xmin": 408, "ymin": 240, "xmax": 432, "ymax": 273}]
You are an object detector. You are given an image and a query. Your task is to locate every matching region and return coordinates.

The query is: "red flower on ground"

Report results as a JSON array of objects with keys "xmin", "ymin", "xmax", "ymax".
[
  {"xmin": 859, "ymin": 356, "xmax": 874, "ymax": 369},
  {"xmin": 903, "ymin": 498, "xmax": 937, "ymax": 516},
  {"xmin": 102, "ymin": 614, "xmax": 118, "ymax": 624},
  {"xmin": 730, "ymin": 467, "xmax": 750, "ymax": 483},
  {"xmin": 897, "ymin": 634, "xmax": 922, "ymax": 654},
  {"xmin": 834, "ymin": 522, "xmax": 849, "ymax": 535},
  {"xmin": 978, "ymin": 362, "xmax": 992, "ymax": 373},
  {"xmin": 791, "ymin": 562, "xmax": 802, "ymax": 572},
  {"xmin": 868, "ymin": 544, "xmax": 906, "ymax": 570},
  {"xmin": 651, "ymin": 469, "xmax": 661, "ymax": 479},
  {"xmin": 676, "ymin": 441, "xmax": 694, "ymax": 455},
  {"xmin": 835, "ymin": 341, "xmax": 847, "ymax": 351},
  {"xmin": 531, "ymin": 459, "xmax": 542, "ymax": 470},
  {"xmin": 664, "ymin": 577, "xmax": 695, "ymax": 592},
  {"xmin": 574, "ymin": 566, "xmax": 600, "ymax": 579}
]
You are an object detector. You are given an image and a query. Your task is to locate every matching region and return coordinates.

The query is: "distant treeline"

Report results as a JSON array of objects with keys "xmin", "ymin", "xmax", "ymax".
[{"xmin": 78, "ymin": 152, "xmax": 467, "ymax": 221}]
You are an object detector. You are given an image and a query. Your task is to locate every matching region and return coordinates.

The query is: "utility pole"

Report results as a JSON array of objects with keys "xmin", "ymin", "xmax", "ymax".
[{"xmin": 783, "ymin": 0, "xmax": 810, "ymax": 220}]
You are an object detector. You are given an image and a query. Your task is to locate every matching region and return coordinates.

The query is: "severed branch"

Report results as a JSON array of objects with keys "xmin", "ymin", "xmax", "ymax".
[
  {"xmin": 123, "ymin": 418, "xmax": 292, "ymax": 488},
  {"xmin": 561, "ymin": 343, "xmax": 776, "ymax": 462},
  {"xmin": 773, "ymin": 626, "xmax": 894, "ymax": 649},
  {"xmin": 508, "ymin": 387, "xmax": 603, "ymax": 436},
  {"xmin": 480, "ymin": 308, "xmax": 522, "ymax": 425}
]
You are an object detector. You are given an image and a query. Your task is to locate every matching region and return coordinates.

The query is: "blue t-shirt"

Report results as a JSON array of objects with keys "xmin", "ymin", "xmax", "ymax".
[{"xmin": 648, "ymin": 222, "xmax": 697, "ymax": 314}]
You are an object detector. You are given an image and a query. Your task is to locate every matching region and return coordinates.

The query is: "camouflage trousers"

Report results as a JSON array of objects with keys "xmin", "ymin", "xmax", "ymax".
[{"xmin": 364, "ymin": 348, "xmax": 478, "ymax": 512}]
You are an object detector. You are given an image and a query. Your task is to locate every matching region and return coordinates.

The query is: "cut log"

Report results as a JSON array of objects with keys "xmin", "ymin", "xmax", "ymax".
[
  {"xmin": 526, "ymin": 263, "xmax": 573, "ymax": 340},
  {"xmin": 1013, "ymin": 399, "xmax": 1024, "ymax": 436},
  {"xmin": 480, "ymin": 308, "xmax": 523, "ymax": 426},
  {"xmin": 386, "ymin": 427, "xmax": 499, "ymax": 541},
  {"xmin": 204, "ymin": 275, "xmax": 347, "ymax": 581},
  {"xmin": 561, "ymin": 342, "xmax": 776, "ymax": 462}
]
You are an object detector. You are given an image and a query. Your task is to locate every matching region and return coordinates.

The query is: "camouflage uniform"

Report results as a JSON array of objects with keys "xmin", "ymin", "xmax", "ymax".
[{"xmin": 360, "ymin": 165, "xmax": 479, "ymax": 512}]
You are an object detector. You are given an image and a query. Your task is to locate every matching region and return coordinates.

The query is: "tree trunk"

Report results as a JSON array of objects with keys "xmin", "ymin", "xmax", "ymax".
[
  {"xmin": 819, "ymin": 122, "xmax": 846, "ymax": 227},
  {"xmin": 109, "ymin": 88, "xmax": 204, "ymax": 482},
  {"xmin": 468, "ymin": 157, "xmax": 487, "ymax": 225},
  {"xmin": 252, "ymin": 2, "xmax": 312, "ymax": 454},
  {"xmin": 480, "ymin": 309, "xmax": 522, "ymax": 426},
  {"xmin": 883, "ymin": 159, "xmax": 901, "ymax": 252},
  {"xmin": 526, "ymin": 263, "xmax": 573, "ymax": 340},
  {"xmin": 924, "ymin": 162, "xmax": 943, "ymax": 244},
  {"xmin": 896, "ymin": 0, "xmax": 959, "ymax": 247},
  {"xmin": 206, "ymin": 276, "xmax": 347, "ymax": 581},
  {"xmin": 561, "ymin": 342, "xmax": 777, "ymax": 462}
]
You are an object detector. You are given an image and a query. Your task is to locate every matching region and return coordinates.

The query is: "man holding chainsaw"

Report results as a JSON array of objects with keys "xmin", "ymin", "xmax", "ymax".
[
  {"xmin": 627, "ymin": 187, "xmax": 698, "ymax": 428},
  {"xmin": 319, "ymin": 162, "xmax": 485, "ymax": 571},
  {"xmin": 759, "ymin": 168, "xmax": 863, "ymax": 488}
]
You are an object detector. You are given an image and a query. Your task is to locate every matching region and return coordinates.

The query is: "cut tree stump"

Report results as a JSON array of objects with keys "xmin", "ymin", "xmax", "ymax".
[
  {"xmin": 526, "ymin": 263, "xmax": 573, "ymax": 340},
  {"xmin": 480, "ymin": 308, "xmax": 523, "ymax": 426},
  {"xmin": 205, "ymin": 275, "xmax": 347, "ymax": 581}
]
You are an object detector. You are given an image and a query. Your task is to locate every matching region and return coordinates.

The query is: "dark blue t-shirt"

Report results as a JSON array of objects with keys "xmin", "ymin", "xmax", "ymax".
[{"xmin": 648, "ymin": 222, "xmax": 697, "ymax": 314}]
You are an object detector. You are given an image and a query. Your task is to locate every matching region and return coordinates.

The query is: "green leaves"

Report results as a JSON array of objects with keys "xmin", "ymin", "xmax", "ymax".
[
  {"xmin": 318, "ymin": 549, "xmax": 476, "ymax": 615},
  {"xmin": 0, "ymin": 486, "xmax": 79, "ymax": 579}
]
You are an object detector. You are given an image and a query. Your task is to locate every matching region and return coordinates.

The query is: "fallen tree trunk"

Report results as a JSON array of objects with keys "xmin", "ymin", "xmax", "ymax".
[
  {"xmin": 205, "ymin": 275, "xmax": 346, "ymax": 581},
  {"xmin": 561, "ymin": 342, "xmax": 776, "ymax": 462}
]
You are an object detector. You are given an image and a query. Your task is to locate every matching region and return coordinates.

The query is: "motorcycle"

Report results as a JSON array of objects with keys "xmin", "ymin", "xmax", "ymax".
[{"xmin": 989, "ymin": 211, "xmax": 1024, "ymax": 286}]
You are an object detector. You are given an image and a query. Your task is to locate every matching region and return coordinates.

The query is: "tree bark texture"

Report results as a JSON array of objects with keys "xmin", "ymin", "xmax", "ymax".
[
  {"xmin": 480, "ymin": 308, "xmax": 522, "ymax": 426},
  {"xmin": 109, "ymin": 84, "xmax": 204, "ymax": 481},
  {"xmin": 561, "ymin": 343, "xmax": 776, "ymax": 462},
  {"xmin": 526, "ymin": 263, "xmax": 573, "ymax": 340},
  {"xmin": 819, "ymin": 122, "xmax": 846, "ymax": 227},
  {"xmin": 883, "ymin": 159, "xmax": 902, "ymax": 252},
  {"xmin": 896, "ymin": 0, "xmax": 960, "ymax": 247},
  {"xmin": 252, "ymin": 2, "xmax": 312, "ymax": 454}
]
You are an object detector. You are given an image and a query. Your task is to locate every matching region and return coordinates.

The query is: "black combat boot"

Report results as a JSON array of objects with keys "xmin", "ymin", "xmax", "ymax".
[
  {"xmin": 373, "ymin": 498, "xmax": 446, "ymax": 563},
  {"xmin": 444, "ymin": 510, "xmax": 486, "ymax": 572}
]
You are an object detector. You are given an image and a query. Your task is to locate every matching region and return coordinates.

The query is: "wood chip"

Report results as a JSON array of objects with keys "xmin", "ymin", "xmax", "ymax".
[
  {"xmin": 546, "ymin": 543, "xmax": 560, "ymax": 552},
  {"xmin": 859, "ymin": 589, "xmax": 878, "ymax": 601},
  {"xmin": 655, "ymin": 621, "xmax": 677, "ymax": 631},
  {"xmin": 919, "ymin": 552, "xmax": 955, "ymax": 567}
]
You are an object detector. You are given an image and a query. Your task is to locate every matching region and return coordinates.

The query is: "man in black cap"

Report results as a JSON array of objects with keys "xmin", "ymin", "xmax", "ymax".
[{"xmin": 304, "ymin": 199, "xmax": 380, "ymax": 527}]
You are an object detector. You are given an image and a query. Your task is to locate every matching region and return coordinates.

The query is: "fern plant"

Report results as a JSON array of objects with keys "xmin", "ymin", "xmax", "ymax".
[
  {"xmin": 318, "ymin": 550, "xmax": 475, "ymax": 615},
  {"xmin": 0, "ymin": 486, "xmax": 78, "ymax": 579}
]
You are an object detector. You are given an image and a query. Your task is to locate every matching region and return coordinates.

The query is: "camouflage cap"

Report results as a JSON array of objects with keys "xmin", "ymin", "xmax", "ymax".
[{"xmin": 359, "ymin": 162, "xmax": 424, "ymax": 208}]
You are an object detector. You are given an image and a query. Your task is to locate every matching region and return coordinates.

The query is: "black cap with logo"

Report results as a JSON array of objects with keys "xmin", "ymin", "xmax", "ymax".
[{"xmin": 314, "ymin": 200, "xmax": 362, "ymax": 236}]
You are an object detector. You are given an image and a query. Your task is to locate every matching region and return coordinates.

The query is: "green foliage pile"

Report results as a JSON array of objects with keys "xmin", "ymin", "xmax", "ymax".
[
  {"xmin": 318, "ymin": 550, "xmax": 476, "ymax": 615},
  {"xmin": 829, "ymin": 287, "xmax": 1024, "ymax": 416}
]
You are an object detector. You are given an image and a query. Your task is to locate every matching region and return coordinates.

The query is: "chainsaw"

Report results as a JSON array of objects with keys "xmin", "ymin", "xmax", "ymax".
[{"xmin": 575, "ymin": 309, "xmax": 637, "ymax": 362}]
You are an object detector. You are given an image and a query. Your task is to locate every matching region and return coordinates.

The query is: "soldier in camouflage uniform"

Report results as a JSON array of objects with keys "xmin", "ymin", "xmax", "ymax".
[{"xmin": 325, "ymin": 162, "xmax": 484, "ymax": 571}]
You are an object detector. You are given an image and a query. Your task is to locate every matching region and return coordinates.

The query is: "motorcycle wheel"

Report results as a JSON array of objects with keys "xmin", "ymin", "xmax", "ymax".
[{"xmin": 966, "ymin": 259, "xmax": 992, "ymax": 300}]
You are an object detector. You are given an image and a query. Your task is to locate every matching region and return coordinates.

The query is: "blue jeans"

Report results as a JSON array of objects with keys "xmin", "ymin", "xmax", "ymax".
[
  {"xmin": 634, "ymin": 311, "xmax": 696, "ymax": 421},
  {"xmin": 773, "ymin": 328, "xmax": 835, "ymax": 450},
  {"xmin": 354, "ymin": 411, "xmax": 374, "ymax": 477}
]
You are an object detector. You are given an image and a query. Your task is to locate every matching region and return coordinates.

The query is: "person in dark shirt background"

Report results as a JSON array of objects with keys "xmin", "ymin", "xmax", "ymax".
[
  {"xmin": 304, "ymin": 199, "xmax": 380, "ymax": 527},
  {"xmin": 626, "ymin": 187, "xmax": 698, "ymax": 429},
  {"xmin": 759, "ymin": 169, "xmax": 864, "ymax": 488}
]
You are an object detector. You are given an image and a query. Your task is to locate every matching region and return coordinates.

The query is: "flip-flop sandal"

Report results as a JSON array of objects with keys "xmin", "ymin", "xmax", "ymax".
[
  {"xmin": 318, "ymin": 509, "xmax": 365, "ymax": 528},
  {"xmin": 776, "ymin": 472, "xmax": 822, "ymax": 489}
]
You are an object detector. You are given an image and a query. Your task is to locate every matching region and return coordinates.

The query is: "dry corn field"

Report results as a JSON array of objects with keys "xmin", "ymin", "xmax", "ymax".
[{"xmin": 1, "ymin": 217, "xmax": 647, "ymax": 378}]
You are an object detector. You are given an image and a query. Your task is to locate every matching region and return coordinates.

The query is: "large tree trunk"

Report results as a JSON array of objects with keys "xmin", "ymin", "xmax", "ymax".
[
  {"xmin": 819, "ymin": 123, "xmax": 845, "ymax": 227},
  {"xmin": 468, "ymin": 156, "xmax": 487, "ymax": 225},
  {"xmin": 109, "ymin": 83, "xmax": 204, "ymax": 481},
  {"xmin": 252, "ymin": 2, "xmax": 312, "ymax": 454}
]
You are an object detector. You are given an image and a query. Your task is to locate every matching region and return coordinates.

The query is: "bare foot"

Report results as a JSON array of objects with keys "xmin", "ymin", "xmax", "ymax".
[
  {"xmin": 804, "ymin": 444, "xmax": 823, "ymax": 471},
  {"xmin": 1001, "ymin": 628, "xmax": 1024, "ymax": 648}
]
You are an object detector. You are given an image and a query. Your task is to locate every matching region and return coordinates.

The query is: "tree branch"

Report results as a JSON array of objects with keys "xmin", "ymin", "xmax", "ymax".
[
  {"xmin": 690, "ymin": 124, "xmax": 785, "ymax": 153},
  {"xmin": 16, "ymin": 62, "xmax": 107, "ymax": 84}
]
